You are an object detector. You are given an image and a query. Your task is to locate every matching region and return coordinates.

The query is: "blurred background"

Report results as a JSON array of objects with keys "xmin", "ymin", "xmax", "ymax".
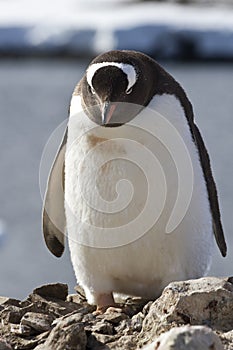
[{"xmin": 0, "ymin": 0, "xmax": 232, "ymax": 300}]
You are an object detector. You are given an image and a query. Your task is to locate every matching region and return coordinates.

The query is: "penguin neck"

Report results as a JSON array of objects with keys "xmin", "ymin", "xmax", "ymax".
[
  {"xmin": 68, "ymin": 93, "xmax": 193, "ymax": 147},
  {"xmin": 68, "ymin": 95, "xmax": 127, "ymax": 142}
]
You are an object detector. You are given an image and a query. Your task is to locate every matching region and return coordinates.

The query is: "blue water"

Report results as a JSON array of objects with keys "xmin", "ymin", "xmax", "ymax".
[{"xmin": 0, "ymin": 59, "xmax": 232, "ymax": 299}]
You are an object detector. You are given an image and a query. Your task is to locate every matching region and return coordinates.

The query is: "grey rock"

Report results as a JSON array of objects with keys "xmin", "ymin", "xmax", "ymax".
[
  {"xmin": 131, "ymin": 312, "xmax": 144, "ymax": 332},
  {"xmin": 143, "ymin": 301, "xmax": 153, "ymax": 316},
  {"xmin": 41, "ymin": 316, "xmax": 87, "ymax": 350},
  {"xmin": 142, "ymin": 325, "xmax": 223, "ymax": 350},
  {"xmin": 226, "ymin": 276, "xmax": 233, "ymax": 285},
  {"xmin": 0, "ymin": 305, "xmax": 25, "ymax": 324},
  {"xmin": 86, "ymin": 334, "xmax": 110, "ymax": 350},
  {"xmin": 73, "ymin": 285, "xmax": 87, "ymax": 303},
  {"xmin": 32, "ymin": 283, "xmax": 68, "ymax": 301},
  {"xmin": 31, "ymin": 331, "xmax": 50, "ymax": 348},
  {"xmin": 66, "ymin": 293, "xmax": 84, "ymax": 305},
  {"xmin": 91, "ymin": 321, "xmax": 114, "ymax": 335},
  {"xmin": 0, "ymin": 339, "xmax": 13, "ymax": 350},
  {"xmin": 1, "ymin": 278, "xmax": 233, "ymax": 350},
  {"xmin": 10, "ymin": 324, "xmax": 31, "ymax": 337},
  {"xmin": 108, "ymin": 335, "xmax": 137, "ymax": 349},
  {"xmin": 73, "ymin": 304, "xmax": 96, "ymax": 315},
  {"xmin": 0, "ymin": 298, "xmax": 20, "ymax": 307},
  {"xmin": 82, "ymin": 312, "xmax": 95, "ymax": 323},
  {"xmin": 9, "ymin": 337, "xmax": 40, "ymax": 350},
  {"xmin": 123, "ymin": 297, "xmax": 148, "ymax": 317},
  {"xmin": 140, "ymin": 276, "xmax": 233, "ymax": 347},
  {"xmin": 0, "ymin": 302, "xmax": 46, "ymax": 325},
  {"xmin": 51, "ymin": 304, "xmax": 95, "ymax": 328},
  {"xmin": 97, "ymin": 309, "xmax": 129, "ymax": 325},
  {"xmin": 114, "ymin": 318, "xmax": 132, "ymax": 336},
  {"xmin": 21, "ymin": 312, "xmax": 54, "ymax": 333},
  {"xmin": 219, "ymin": 330, "xmax": 233, "ymax": 350},
  {"xmin": 27, "ymin": 293, "xmax": 83, "ymax": 318},
  {"xmin": 52, "ymin": 311, "xmax": 83, "ymax": 327},
  {"xmin": 92, "ymin": 332, "xmax": 118, "ymax": 345}
]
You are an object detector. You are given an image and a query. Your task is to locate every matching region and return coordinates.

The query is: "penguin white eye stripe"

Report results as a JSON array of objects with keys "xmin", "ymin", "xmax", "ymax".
[{"xmin": 86, "ymin": 62, "xmax": 137, "ymax": 93}]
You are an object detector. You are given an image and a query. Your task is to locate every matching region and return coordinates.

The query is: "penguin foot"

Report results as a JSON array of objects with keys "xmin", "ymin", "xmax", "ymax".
[
  {"xmin": 93, "ymin": 292, "xmax": 116, "ymax": 315},
  {"xmin": 105, "ymin": 306, "xmax": 123, "ymax": 313}
]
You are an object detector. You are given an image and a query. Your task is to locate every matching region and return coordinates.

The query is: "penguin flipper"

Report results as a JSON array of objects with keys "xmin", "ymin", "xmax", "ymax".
[
  {"xmin": 192, "ymin": 123, "xmax": 227, "ymax": 257},
  {"xmin": 42, "ymin": 128, "xmax": 67, "ymax": 257}
]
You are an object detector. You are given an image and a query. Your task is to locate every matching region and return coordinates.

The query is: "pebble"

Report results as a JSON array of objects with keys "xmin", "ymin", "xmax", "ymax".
[{"xmin": 21, "ymin": 312, "xmax": 54, "ymax": 333}]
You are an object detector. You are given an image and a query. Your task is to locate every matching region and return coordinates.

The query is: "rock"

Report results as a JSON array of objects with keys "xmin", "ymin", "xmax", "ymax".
[
  {"xmin": 131, "ymin": 312, "xmax": 144, "ymax": 332},
  {"xmin": 226, "ymin": 277, "xmax": 233, "ymax": 285},
  {"xmin": 73, "ymin": 285, "xmax": 87, "ymax": 303},
  {"xmin": 21, "ymin": 312, "xmax": 54, "ymax": 333},
  {"xmin": 0, "ymin": 277, "xmax": 233, "ymax": 349},
  {"xmin": 97, "ymin": 309, "xmax": 129, "ymax": 325},
  {"xmin": 11, "ymin": 337, "xmax": 40, "ymax": 349},
  {"xmin": 108, "ymin": 335, "xmax": 137, "ymax": 349},
  {"xmin": 140, "ymin": 276, "xmax": 233, "ymax": 346},
  {"xmin": 0, "ymin": 339, "xmax": 13, "ymax": 350},
  {"xmin": 10, "ymin": 324, "xmax": 31, "ymax": 337},
  {"xmin": 27, "ymin": 293, "xmax": 84, "ymax": 318},
  {"xmin": 91, "ymin": 321, "xmax": 114, "ymax": 335},
  {"xmin": 40, "ymin": 314, "xmax": 87, "ymax": 350},
  {"xmin": 0, "ymin": 305, "xmax": 25, "ymax": 324},
  {"xmin": 66, "ymin": 294, "xmax": 83, "ymax": 304},
  {"xmin": 142, "ymin": 325, "xmax": 223, "ymax": 350},
  {"xmin": 0, "ymin": 298, "xmax": 9, "ymax": 306},
  {"xmin": 219, "ymin": 330, "xmax": 233, "ymax": 350},
  {"xmin": 32, "ymin": 283, "xmax": 68, "ymax": 301},
  {"xmin": 92, "ymin": 333, "xmax": 118, "ymax": 345},
  {"xmin": 86, "ymin": 333, "xmax": 112, "ymax": 350},
  {"xmin": 123, "ymin": 297, "xmax": 148, "ymax": 317},
  {"xmin": 52, "ymin": 311, "xmax": 83, "ymax": 327},
  {"xmin": 0, "ymin": 298, "xmax": 20, "ymax": 307}
]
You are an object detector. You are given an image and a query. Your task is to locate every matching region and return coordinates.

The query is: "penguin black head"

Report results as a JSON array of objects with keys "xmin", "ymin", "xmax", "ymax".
[{"xmin": 80, "ymin": 50, "xmax": 156, "ymax": 127}]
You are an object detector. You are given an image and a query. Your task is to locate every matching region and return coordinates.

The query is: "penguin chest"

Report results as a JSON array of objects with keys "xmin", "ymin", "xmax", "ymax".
[{"xmin": 65, "ymin": 132, "xmax": 149, "ymax": 231}]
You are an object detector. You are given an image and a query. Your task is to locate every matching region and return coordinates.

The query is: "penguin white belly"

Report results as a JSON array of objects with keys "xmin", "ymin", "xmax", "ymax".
[{"xmin": 65, "ymin": 94, "xmax": 214, "ymax": 304}]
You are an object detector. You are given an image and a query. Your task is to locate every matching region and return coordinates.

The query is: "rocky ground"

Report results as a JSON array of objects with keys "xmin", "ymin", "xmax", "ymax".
[{"xmin": 0, "ymin": 277, "xmax": 233, "ymax": 350}]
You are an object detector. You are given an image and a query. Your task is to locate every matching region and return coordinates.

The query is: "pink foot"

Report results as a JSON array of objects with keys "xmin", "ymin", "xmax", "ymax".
[{"xmin": 93, "ymin": 293, "xmax": 116, "ymax": 315}]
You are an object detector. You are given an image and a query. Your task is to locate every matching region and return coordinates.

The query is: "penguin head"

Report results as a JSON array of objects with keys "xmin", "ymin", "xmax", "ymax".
[{"xmin": 81, "ymin": 50, "xmax": 155, "ymax": 127}]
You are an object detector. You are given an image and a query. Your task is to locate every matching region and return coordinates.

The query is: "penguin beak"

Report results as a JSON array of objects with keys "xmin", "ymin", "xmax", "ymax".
[{"xmin": 102, "ymin": 101, "xmax": 116, "ymax": 125}]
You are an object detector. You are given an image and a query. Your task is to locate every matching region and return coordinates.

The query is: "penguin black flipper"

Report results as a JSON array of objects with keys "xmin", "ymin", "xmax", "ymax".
[
  {"xmin": 42, "ymin": 128, "xmax": 67, "ymax": 258},
  {"xmin": 152, "ymin": 57, "xmax": 227, "ymax": 258},
  {"xmin": 192, "ymin": 123, "xmax": 227, "ymax": 257}
]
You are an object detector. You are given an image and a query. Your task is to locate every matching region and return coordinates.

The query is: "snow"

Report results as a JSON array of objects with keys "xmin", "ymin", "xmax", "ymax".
[{"xmin": 0, "ymin": 0, "xmax": 233, "ymax": 58}]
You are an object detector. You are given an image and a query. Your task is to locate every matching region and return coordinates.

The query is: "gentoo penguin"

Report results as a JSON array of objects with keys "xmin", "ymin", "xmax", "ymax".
[{"xmin": 43, "ymin": 50, "xmax": 227, "ymax": 311}]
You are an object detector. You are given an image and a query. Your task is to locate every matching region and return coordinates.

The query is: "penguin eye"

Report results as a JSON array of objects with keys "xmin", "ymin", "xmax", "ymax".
[{"xmin": 126, "ymin": 87, "xmax": 132, "ymax": 95}]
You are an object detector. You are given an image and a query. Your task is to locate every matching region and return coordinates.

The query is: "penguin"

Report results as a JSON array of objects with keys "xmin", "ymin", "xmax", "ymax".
[{"xmin": 42, "ymin": 50, "xmax": 227, "ymax": 312}]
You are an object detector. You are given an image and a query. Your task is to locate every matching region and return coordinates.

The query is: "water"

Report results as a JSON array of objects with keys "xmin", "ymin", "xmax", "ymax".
[{"xmin": 0, "ymin": 59, "xmax": 232, "ymax": 299}]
